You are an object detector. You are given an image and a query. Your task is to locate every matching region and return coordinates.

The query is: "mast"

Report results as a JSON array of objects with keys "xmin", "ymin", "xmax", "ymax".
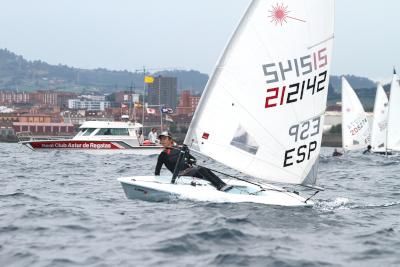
[
  {"xmin": 132, "ymin": 83, "xmax": 137, "ymax": 122},
  {"xmin": 341, "ymin": 76, "xmax": 345, "ymax": 153},
  {"xmin": 386, "ymin": 67, "xmax": 397, "ymax": 155},
  {"xmin": 385, "ymin": 81, "xmax": 389, "ymax": 155},
  {"xmin": 142, "ymin": 66, "xmax": 146, "ymax": 131},
  {"xmin": 129, "ymin": 82, "xmax": 133, "ymax": 122},
  {"xmin": 159, "ymin": 76, "xmax": 163, "ymax": 131}
]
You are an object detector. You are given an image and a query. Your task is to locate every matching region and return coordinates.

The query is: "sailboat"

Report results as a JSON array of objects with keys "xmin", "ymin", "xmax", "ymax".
[
  {"xmin": 386, "ymin": 73, "xmax": 400, "ymax": 152},
  {"xmin": 370, "ymin": 84, "xmax": 389, "ymax": 153},
  {"xmin": 341, "ymin": 77, "xmax": 371, "ymax": 151},
  {"xmin": 118, "ymin": 0, "xmax": 335, "ymax": 207}
]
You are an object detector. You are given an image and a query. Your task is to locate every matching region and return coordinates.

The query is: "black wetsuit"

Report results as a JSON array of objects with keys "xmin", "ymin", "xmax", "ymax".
[
  {"xmin": 155, "ymin": 147, "xmax": 227, "ymax": 190},
  {"xmin": 332, "ymin": 151, "xmax": 343, "ymax": 157},
  {"xmin": 155, "ymin": 147, "xmax": 185, "ymax": 175}
]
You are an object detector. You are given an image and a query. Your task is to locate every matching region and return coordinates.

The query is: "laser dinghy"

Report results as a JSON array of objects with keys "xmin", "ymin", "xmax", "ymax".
[{"xmin": 119, "ymin": 0, "xmax": 335, "ymax": 207}]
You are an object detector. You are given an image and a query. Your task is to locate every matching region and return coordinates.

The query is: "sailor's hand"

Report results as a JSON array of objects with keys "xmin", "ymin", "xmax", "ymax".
[{"xmin": 185, "ymin": 157, "xmax": 196, "ymax": 165}]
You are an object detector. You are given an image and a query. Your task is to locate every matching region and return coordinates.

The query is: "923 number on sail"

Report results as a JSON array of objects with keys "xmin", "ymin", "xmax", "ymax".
[{"xmin": 284, "ymin": 117, "xmax": 321, "ymax": 167}]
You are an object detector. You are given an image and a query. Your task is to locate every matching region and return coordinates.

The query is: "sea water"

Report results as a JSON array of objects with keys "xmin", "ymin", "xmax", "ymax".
[{"xmin": 0, "ymin": 143, "xmax": 399, "ymax": 266}]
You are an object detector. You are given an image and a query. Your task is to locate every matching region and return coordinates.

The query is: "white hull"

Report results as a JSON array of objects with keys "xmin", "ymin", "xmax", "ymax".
[
  {"xmin": 118, "ymin": 176, "xmax": 314, "ymax": 207},
  {"xmin": 22, "ymin": 146, "xmax": 162, "ymax": 156},
  {"xmin": 17, "ymin": 120, "xmax": 163, "ymax": 155},
  {"xmin": 73, "ymin": 148, "xmax": 162, "ymax": 156},
  {"xmin": 20, "ymin": 139, "xmax": 162, "ymax": 155}
]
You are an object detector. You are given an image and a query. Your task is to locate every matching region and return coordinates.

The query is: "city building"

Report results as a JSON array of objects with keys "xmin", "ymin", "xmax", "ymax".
[
  {"xmin": 61, "ymin": 110, "xmax": 87, "ymax": 125},
  {"xmin": 79, "ymin": 94, "xmax": 107, "ymax": 101},
  {"xmin": 147, "ymin": 76, "xmax": 177, "ymax": 109},
  {"xmin": 31, "ymin": 90, "xmax": 58, "ymax": 106},
  {"xmin": 0, "ymin": 91, "xmax": 31, "ymax": 104},
  {"xmin": 115, "ymin": 91, "xmax": 140, "ymax": 104},
  {"xmin": 176, "ymin": 90, "xmax": 201, "ymax": 115},
  {"xmin": 0, "ymin": 113, "xmax": 19, "ymax": 122},
  {"xmin": 57, "ymin": 92, "xmax": 77, "ymax": 108},
  {"xmin": 68, "ymin": 99, "xmax": 111, "ymax": 111},
  {"xmin": 12, "ymin": 122, "xmax": 75, "ymax": 135},
  {"xmin": 18, "ymin": 114, "xmax": 53, "ymax": 123},
  {"xmin": 0, "ymin": 90, "xmax": 77, "ymax": 108}
]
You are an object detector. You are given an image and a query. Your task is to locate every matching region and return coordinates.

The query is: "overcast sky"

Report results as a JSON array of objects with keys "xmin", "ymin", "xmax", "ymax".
[{"xmin": 0, "ymin": 0, "xmax": 398, "ymax": 81}]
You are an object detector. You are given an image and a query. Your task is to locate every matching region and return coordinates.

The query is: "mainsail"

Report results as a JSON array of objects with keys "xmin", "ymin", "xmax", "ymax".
[
  {"xmin": 341, "ymin": 77, "xmax": 370, "ymax": 151},
  {"xmin": 371, "ymin": 84, "xmax": 389, "ymax": 153},
  {"xmin": 387, "ymin": 74, "xmax": 400, "ymax": 151},
  {"xmin": 184, "ymin": 0, "xmax": 335, "ymax": 185}
]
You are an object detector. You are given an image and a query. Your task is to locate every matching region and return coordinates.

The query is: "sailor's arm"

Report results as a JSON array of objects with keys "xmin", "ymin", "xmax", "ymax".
[{"xmin": 155, "ymin": 153, "xmax": 164, "ymax": 175}]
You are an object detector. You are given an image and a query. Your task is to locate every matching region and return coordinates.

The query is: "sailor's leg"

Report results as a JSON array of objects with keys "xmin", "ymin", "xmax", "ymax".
[{"xmin": 194, "ymin": 167, "xmax": 227, "ymax": 190}]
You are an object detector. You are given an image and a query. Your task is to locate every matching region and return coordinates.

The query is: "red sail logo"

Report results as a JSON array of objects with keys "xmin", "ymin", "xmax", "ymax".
[{"xmin": 268, "ymin": 3, "xmax": 306, "ymax": 26}]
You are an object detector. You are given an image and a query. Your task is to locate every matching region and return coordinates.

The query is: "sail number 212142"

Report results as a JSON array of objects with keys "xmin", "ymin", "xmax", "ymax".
[{"xmin": 263, "ymin": 48, "xmax": 328, "ymax": 109}]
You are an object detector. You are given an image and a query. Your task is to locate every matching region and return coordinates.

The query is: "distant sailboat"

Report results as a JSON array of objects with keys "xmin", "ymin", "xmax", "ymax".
[
  {"xmin": 386, "ymin": 72, "xmax": 400, "ymax": 152},
  {"xmin": 370, "ymin": 84, "xmax": 389, "ymax": 153},
  {"xmin": 341, "ymin": 77, "xmax": 371, "ymax": 151},
  {"xmin": 118, "ymin": 0, "xmax": 335, "ymax": 207}
]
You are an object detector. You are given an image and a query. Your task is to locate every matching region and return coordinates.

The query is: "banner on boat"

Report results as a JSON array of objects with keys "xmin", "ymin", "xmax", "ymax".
[{"xmin": 30, "ymin": 141, "xmax": 122, "ymax": 150}]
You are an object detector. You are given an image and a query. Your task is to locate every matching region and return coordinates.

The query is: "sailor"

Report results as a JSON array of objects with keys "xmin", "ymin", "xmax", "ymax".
[
  {"xmin": 137, "ymin": 130, "xmax": 144, "ymax": 145},
  {"xmin": 332, "ymin": 148, "xmax": 343, "ymax": 157},
  {"xmin": 155, "ymin": 131, "xmax": 232, "ymax": 192},
  {"xmin": 148, "ymin": 128, "xmax": 159, "ymax": 144},
  {"xmin": 363, "ymin": 145, "xmax": 372, "ymax": 154}
]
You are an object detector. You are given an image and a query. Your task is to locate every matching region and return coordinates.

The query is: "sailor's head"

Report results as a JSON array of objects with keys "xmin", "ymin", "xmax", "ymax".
[
  {"xmin": 159, "ymin": 131, "xmax": 173, "ymax": 148},
  {"xmin": 367, "ymin": 145, "xmax": 372, "ymax": 150},
  {"xmin": 152, "ymin": 128, "xmax": 157, "ymax": 132}
]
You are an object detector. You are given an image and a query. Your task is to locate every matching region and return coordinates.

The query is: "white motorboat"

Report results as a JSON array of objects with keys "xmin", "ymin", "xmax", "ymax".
[{"xmin": 19, "ymin": 120, "xmax": 162, "ymax": 155}]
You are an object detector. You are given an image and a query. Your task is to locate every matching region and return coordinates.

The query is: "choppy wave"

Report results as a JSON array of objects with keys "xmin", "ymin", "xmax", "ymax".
[
  {"xmin": 315, "ymin": 197, "xmax": 351, "ymax": 211},
  {"xmin": 0, "ymin": 144, "xmax": 399, "ymax": 266},
  {"xmin": 0, "ymin": 192, "xmax": 43, "ymax": 202},
  {"xmin": 316, "ymin": 197, "xmax": 400, "ymax": 212}
]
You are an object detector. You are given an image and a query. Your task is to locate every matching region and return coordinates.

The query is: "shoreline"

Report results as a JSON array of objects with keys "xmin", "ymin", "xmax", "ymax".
[{"xmin": 2, "ymin": 132, "xmax": 343, "ymax": 147}]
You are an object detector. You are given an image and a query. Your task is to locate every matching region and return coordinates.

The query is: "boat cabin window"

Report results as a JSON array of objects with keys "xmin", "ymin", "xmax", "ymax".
[
  {"xmin": 95, "ymin": 128, "xmax": 129, "ymax": 136},
  {"xmin": 76, "ymin": 129, "xmax": 85, "ymax": 136},
  {"xmin": 82, "ymin": 128, "xmax": 96, "ymax": 136}
]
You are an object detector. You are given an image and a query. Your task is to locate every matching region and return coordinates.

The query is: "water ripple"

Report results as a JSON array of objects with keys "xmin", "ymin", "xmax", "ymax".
[
  {"xmin": 1, "ymin": 144, "xmax": 400, "ymax": 267},
  {"xmin": 0, "ymin": 192, "xmax": 43, "ymax": 202}
]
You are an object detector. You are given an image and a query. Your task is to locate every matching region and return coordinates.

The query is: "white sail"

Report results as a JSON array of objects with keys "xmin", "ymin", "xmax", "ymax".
[
  {"xmin": 184, "ymin": 0, "xmax": 335, "ymax": 185},
  {"xmin": 370, "ymin": 84, "xmax": 388, "ymax": 153},
  {"xmin": 387, "ymin": 74, "xmax": 400, "ymax": 151},
  {"xmin": 341, "ymin": 77, "xmax": 370, "ymax": 151}
]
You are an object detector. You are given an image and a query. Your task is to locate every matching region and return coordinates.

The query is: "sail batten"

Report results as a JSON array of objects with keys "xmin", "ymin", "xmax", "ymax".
[{"xmin": 184, "ymin": 0, "xmax": 335, "ymax": 185}]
